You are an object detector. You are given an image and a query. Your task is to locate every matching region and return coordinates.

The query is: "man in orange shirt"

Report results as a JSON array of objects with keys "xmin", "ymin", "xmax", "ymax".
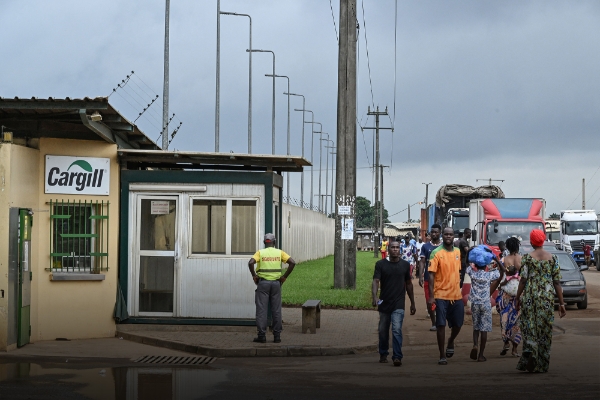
[{"xmin": 427, "ymin": 227, "xmax": 464, "ymax": 365}]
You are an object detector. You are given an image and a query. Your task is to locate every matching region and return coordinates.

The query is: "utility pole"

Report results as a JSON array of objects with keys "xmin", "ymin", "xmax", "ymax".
[
  {"xmin": 334, "ymin": 0, "xmax": 357, "ymax": 289},
  {"xmin": 422, "ymin": 182, "xmax": 432, "ymax": 209},
  {"xmin": 363, "ymin": 106, "xmax": 391, "ymax": 258},
  {"xmin": 582, "ymin": 178, "xmax": 586, "ymax": 209},
  {"xmin": 380, "ymin": 165, "xmax": 388, "ymax": 243},
  {"xmin": 408, "ymin": 203, "xmax": 411, "ymax": 221}
]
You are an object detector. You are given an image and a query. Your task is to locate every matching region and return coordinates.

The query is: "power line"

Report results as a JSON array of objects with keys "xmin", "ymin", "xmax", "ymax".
[
  {"xmin": 388, "ymin": 199, "xmax": 423, "ymax": 218},
  {"xmin": 360, "ymin": 0, "xmax": 375, "ymax": 107},
  {"xmin": 328, "ymin": 0, "xmax": 338, "ymax": 43}
]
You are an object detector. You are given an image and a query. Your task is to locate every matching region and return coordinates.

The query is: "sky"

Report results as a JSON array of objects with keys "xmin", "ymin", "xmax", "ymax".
[{"xmin": 2, "ymin": 0, "xmax": 599, "ymax": 221}]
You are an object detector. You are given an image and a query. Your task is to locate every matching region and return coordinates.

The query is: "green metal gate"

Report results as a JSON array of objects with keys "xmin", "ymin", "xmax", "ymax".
[{"xmin": 18, "ymin": 209, "xmax": 33, "ymax": 347}]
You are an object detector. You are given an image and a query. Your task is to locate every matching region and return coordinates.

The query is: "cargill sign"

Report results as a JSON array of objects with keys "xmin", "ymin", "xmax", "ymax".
[{"xmin": 45, "ymin": 155, "xmax": 110, "ymax": 195}]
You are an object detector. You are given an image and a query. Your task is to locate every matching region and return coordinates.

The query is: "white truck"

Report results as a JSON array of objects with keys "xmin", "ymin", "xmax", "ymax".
[
  {"xmin": 560, "ymin": 210, "xmax": 599, "ymax": 266},
  {"xmin": 444, "ymin": 208, "xmax": 470, "ymax": 236}
]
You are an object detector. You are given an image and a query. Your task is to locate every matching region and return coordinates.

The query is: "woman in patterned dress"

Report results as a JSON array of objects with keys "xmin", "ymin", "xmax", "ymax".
[
  {"xmin": 496, "ymin": 237, "xmax": 522, "ymax": 356},
  {"xmin": 515, "ymin": 230, "xmax": 566, "ymax": 373}
]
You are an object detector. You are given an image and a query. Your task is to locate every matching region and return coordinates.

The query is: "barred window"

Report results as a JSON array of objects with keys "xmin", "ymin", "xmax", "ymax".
[{"xmin": 49, "ymin": 200, "xmax": 109, "ymax": 273}]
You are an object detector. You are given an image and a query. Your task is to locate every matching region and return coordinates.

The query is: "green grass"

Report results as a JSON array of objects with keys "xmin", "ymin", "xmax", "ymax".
[{"xmin": 281, "ymin": 251, "xmax": 378, "ymax": 308}]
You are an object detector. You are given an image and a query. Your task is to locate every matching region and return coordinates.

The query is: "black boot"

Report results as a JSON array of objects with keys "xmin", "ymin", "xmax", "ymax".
[
  {"xmin": 253, "ymin": 335, "xmax": 266, "ymax": 343},
  {"xmin": 274, "ymin": 334, "xmax": 281, "ymax": 343}
]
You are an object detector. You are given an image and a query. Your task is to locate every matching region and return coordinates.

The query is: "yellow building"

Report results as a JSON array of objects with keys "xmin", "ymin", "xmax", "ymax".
[
  {"xmin": 0, "ymin": 97, "xmax": 159, "ymax": 351},
  {"xmin": 0, "ymin": 97, "xmax": 308, "ymax": 351}
]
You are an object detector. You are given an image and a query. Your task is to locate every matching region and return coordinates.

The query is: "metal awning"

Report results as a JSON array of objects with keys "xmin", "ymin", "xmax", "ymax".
[
  {"xmin": 118, "ymin": 149, "xmax": 311, "ymax": 172},
  {"xmin": 0, "ymin": 97, "xmax": 159, "ymax": 150}
]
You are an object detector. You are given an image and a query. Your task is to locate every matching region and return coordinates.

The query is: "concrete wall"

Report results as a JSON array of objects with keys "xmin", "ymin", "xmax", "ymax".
[
  {"xmin": 0, "ymin": 138, "xmax": 120, "ymax": 351},
  {"xmin": 281, "ymin": 204, "xmax": 334, "ymax": 263}
]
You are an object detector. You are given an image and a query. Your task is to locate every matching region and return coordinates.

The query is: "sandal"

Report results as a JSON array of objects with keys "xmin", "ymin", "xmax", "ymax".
[
  {"xmin": 500, "ymin": 344, "xmax": 509, "ymax": 356},
  {"xmin": 438, "ymin": 358, "xmax": 448, "ymax": 365},
  {"xmin": 477, "ymin": 355, "xmax": 487, "ymax": 362},
  {"xmin": 526, "ymin": 356, "xmax": 535, "ymax": 372},
  {"xmin": 470, "ymin": 347, "xmax": 478, "ymax": 360},
  {"xmin": 445, "ymin": 347, "xmax": 455, "ymax": 358},
  {"xmin": 512, "ymin": 352, "xmax": 520, "ymax": 357}
]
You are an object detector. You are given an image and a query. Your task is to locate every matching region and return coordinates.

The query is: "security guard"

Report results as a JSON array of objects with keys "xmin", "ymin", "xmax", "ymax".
[{"xmin": 248, "ymin": 233, "xmax": 296, "ymax": 343}]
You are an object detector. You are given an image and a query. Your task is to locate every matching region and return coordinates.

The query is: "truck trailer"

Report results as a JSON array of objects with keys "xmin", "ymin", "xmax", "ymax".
[{"xmin": 420, "ymin": 184, "xmax": 504, "ymax": 238}]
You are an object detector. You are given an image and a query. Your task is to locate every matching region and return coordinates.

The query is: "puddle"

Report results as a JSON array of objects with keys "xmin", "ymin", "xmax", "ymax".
[{"xmin": 0, "ymin": 362, "xmax": 228, "ymax": 399}]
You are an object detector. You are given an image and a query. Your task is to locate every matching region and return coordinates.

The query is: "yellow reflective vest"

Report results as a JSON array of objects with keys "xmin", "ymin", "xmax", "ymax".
[{"xmin": 253, "ymin": 247, "xmax": 290, "ymax": 280}]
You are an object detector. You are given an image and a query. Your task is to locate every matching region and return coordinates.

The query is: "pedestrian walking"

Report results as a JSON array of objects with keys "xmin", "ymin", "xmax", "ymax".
[
  {"xmin": 372, "ymin": 240, "xmax": 416, "ymax": 366},
  {"xmin": 248, "ymin": 233, "xmax": 296, "ymax": 344},
  {"xmin": 416, "ymin": 237, "xmax": 424, "ymax": 258},
  {"xmin": 400, "ymin": 235, "xmax": 418, "ymax": 278},
  {"xmin": 418, "ymin": 224, "xmax": 442, "ymax": 331},
  {"xmin": 427, "ymin": 227, "xmax": 463, "ymax": 365},
  {"xmin": 380, "ymin": 236, "xmax": 389, "ymax": 260},
  {"xmin": 457, "ymin": 228, "xmax": 472, "ymax": 288},
  {"xmin": 582, "ymin": 240, "xmax": 592, "ymax": 267},
  {"xmin": 499, "ymin": 241, "xmax": 510, "ymax": 258},
  {"xmin": 515, "ymin": 229, "xmax": 566, "ymax": 373},
  {"xmin": 466, "ymin": 245, "xmax": 504, "ymax": 362},
  {"xmin": 494, "ymin": 237, "xmax": 522, "ymax": 357}
]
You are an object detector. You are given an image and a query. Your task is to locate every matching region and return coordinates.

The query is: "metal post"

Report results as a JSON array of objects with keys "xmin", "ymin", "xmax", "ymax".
[
  {"xmin": 330, "ymin": 149, "xmax": 336, "ymax": 215},
  {"xmin": 422, "ymin": 182, "xmax": 432, "ymax": 209},
  {"xmin": 318, "ymin": 133, "xmax": 326, "ymax": 212},
  {"xmin": 248, "ymin": 49, "xmax": 275, "ymax": 154},
  {"xmin": 220, "ymin": 12, "xmax": 253, "ymax": 152},
  {"xmin": 323, "ymin": 140, "xmax": 334, "ymax": 215},
  {"xmin": 583, "ymin": 178, "xmax": 586, "ymax": 209},
  {"xmin": 267, "ymin": 75, "xmax": 290, "ymax": 199},
  {"xmin": 408, "ymin": 203, "xmax": 411, "ymax": 221},
  {"xmin": 295, "ymin": 107, "xmax": 313, "ymax": 208},
  {"xmin": 334, "ymin": 0, "xmax": 357, "ymax": 289},
  {"xmin": 162, "ymin": 0, "xmax": 170, "ymax": 150},
  {"xmin": 215, "ymin": 0, "xmax": 220, "ymax": 152},
  {"xmin": 312, "ymin": 122, "xmax": 323, "ymax": 210},
  {"xmin": 380, "ymin": 165, "xmax": 384, "ymax": 240}
]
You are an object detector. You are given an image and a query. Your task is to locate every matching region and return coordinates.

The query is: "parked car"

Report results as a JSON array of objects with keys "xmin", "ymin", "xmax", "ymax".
[
  {"xmin": 552, "ymin": 250, "xmax": 587, "ymax": 309},
  {"xmin": 519, "ymin": 240, "xmax": 560, "ymax": 254}
]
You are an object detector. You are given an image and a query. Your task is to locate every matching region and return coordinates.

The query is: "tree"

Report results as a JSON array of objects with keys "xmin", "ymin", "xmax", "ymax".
[
  {"xmin": 355, "ymin": 196, "xmax": 390, "ymax": 228},
  {"xmin": 549, "ymin": 212, "xmax": 560, "ymax": 219}
]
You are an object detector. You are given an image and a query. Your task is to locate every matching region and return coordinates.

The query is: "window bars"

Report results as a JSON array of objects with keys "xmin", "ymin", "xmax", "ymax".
[{"xmin": 49, "ymin": 200, "xmax": 109, "ymax": 273}]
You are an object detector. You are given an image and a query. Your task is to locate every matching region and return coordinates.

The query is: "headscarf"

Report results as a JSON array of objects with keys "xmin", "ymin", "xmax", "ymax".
[
  {"xmin": 468, "ymin": 245, "xmax": 496, "ymax": 267},
  {"xmin": 530, "ymin": 229, "xmax": 546, "ymax": 247}
]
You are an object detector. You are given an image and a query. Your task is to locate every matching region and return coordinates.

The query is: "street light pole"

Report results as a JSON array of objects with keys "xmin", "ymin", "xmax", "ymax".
[
  {"xmin": 221, "ymin": 11, "xmax": 252, "ymax": 153},
  {"xmin": 215, "ymin": 0, "xmax": 221, "ymax": 152},
  {"xmin": 287, "ymin": 93, "xmax": 305, "ymax": 204},
  {"xmin": 248, "ymin": 49, "xmax": 275, "ymax": 154},
  {"xmin": 310, "ymin": 122, "xmax": 323, "ymax": 210},
  {"xmin": 318, "ymin": 132, "xmax": 329, "ymax": 213},
  {"xmin": 295, "ymin": 108, "xmax": 314, "ymax": 208},
  {"xmin": 266, "ymin": 74, "xmax": 290, "ymax": 200},
  {"xmin": 162, "ymin": 0, "xmax": 170, "ymax": 150},
  {"xmin": 322, "ymin": 139, "xmax": 334, "ymax": 215}
]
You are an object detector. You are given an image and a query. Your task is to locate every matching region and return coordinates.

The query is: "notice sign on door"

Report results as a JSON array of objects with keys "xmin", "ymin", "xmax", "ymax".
[
  {"xmin": 45, "ymin": 155, "xmax": 110, "ymax": 195},
  {"xmin": 151, "ymin": 201, "xmax": 170, "ymax": 215}
]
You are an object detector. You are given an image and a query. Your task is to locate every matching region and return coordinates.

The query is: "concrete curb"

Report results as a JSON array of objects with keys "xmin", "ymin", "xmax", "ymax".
[{"xmin": 117, "ymin": 331, "xmax": 377, "ymax": 358}]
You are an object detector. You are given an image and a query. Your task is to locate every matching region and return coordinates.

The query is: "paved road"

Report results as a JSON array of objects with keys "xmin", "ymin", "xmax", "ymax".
[{"xmin": 1, "ymin": 269, "xmax": 598, "ymax": 399}]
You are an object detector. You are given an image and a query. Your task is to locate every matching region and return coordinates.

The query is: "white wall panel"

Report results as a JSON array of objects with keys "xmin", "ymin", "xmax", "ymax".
[{"xmin": 281, "ymin": 204, "xmax": 335, "ymax": 263}]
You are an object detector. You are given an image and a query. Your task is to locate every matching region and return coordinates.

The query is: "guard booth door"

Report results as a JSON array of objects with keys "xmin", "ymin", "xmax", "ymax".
[{"xmin": 18, "ymin": 209, "xmax": 33, "ymax": 347}]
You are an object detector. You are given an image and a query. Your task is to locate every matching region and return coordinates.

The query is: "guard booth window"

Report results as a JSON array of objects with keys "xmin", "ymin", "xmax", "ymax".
[
  {"xmin": 191, "ymin": 199, "xmax": 257, "ymax": 255},
  {"xmin": 49, "ymin": 200, "xmax": 109, "ymax": 272}
]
